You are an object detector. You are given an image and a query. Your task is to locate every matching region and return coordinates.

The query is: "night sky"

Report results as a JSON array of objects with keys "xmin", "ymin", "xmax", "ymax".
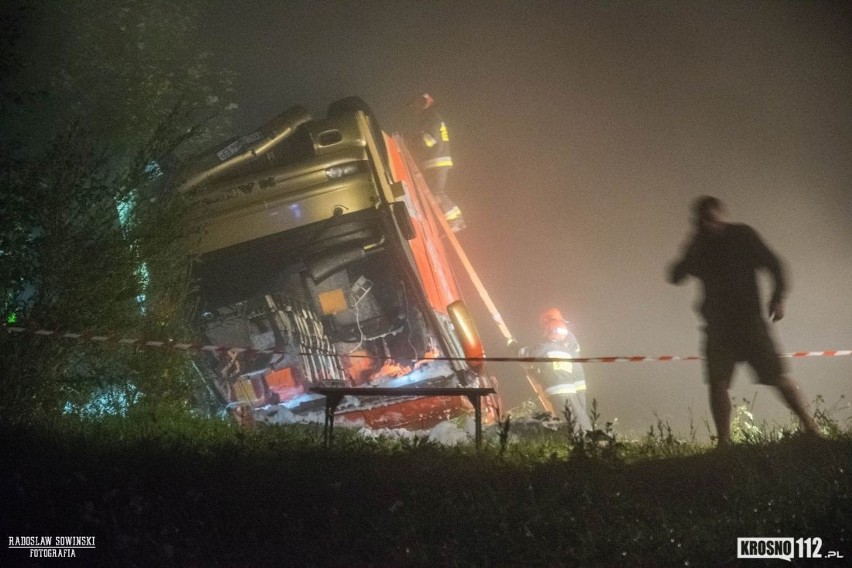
[{"xmin": 205, "ymin": 1, "xmax": 851, "ymax": 436}]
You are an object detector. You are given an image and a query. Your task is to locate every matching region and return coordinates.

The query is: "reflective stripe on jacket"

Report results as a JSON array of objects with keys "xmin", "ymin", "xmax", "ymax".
[
  {"xmin": 423, "ymin": 156, "xmax": 453, "ymax": 169},
  {"xmin": 545, "ymin": 383, "xmax": 577, "ymax": 396},
  {"xmin": 414, "ymin": 110, "xmax": 452, "ymax": 170}
]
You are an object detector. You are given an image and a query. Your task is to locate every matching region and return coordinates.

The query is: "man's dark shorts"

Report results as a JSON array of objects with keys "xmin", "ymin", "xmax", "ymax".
[{"xmin": 703, "ymin": 320, "xmax": 786, "ymax": 385}]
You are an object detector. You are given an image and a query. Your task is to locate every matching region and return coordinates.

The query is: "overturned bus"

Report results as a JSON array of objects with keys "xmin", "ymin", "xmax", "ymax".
[{"xmin": 179, "ymin": 97, "xmax": 500, "ymax": 429}]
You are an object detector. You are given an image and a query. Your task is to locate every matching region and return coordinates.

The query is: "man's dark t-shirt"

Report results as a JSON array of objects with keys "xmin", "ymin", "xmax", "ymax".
[{"xmin": 670, "ymin": 223, "xmax": 786, "ymax": 328}]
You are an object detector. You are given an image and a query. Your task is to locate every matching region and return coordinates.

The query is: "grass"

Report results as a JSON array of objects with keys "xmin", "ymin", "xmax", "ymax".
[{"xmin": 2, "ymin": 402, "xmax": 850, "ymax": 567}]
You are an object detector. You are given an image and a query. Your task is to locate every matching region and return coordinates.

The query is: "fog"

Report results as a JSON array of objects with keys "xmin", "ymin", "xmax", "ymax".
[{"xmin": 206, "ymin": 2, "xmax": 851, "ymax": 437}]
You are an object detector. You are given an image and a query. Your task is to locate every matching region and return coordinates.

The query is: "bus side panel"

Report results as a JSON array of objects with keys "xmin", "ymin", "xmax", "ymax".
[{"xmin": 384, "ymin": 134, "xmax": 460, "ymax": 315}]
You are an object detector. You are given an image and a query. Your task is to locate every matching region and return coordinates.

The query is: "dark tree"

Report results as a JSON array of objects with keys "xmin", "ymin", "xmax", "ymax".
[{"xmin": 1, "ymin": 0, "xmax": 235, "ymax": 419}]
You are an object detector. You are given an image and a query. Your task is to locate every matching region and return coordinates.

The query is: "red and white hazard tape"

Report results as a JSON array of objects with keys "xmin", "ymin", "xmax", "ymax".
[
  {"xmin": 6, "ymin": 327, "xmax": 278, "ymax": 356},
  {"xmin": 5, "ymin": 325, "xmax": 850, "ymax": 363},
  {"xmin": 781, "ymin": 350, "xmax": 852, "ymax": 359}
]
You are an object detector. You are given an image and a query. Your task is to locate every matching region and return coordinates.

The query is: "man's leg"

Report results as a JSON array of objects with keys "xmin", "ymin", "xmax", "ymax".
[
  {"xmin": 554, "ymin": 393, "xmax": 591, "ymax": 432},
  {"xmin": 424, "ymin": 169, "xmax": 465, "ymax": 231},
  {"xmin": 776, "ymin": 376, "xmax": 821, "ymax": 435},
  {"xmin": 705, "ymin": 331, "xmax": 735, "ymax": 447},
  {"xmin": 575, "ymin": 389, "xmax": 587, "ymax": 414},
  {"xmin": 709, "ymin": 378, "xmax": 733, "ymax": 446},
  {"xmin": 424, "ymin": 167, "xmax": 448, "ymax": 196},
  {"xmin": 573, "ymin": 367, "xmax": 588, "ymax": 413},
  {"xmin": 748, "ymin": 325, "xmax": 821, "ymax": 437},
  {"xmin": 569, "ymin": 393, "xmax": 592, "ymax": 431}
]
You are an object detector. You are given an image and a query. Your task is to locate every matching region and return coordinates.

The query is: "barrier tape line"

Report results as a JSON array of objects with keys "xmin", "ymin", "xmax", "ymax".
[{"xmin": 4, "ymin": 325, "xmax": 851, "ymax": 364}]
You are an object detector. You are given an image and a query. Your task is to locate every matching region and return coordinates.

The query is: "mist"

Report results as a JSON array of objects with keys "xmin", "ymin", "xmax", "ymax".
[{"xmin": 205, "ymin": 1, "xmax": 851, "ymax": 436}]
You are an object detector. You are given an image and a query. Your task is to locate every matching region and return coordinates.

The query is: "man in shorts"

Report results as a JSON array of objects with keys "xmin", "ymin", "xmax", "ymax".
[{"xmin": 668, "ymin": 196, "xmax": 820, "ymax": 446}]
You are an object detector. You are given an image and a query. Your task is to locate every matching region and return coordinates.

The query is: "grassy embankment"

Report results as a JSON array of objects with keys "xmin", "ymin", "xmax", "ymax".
[{"xmin": 3, "ymin": 407, "xmax": 850, "ymax": 567}]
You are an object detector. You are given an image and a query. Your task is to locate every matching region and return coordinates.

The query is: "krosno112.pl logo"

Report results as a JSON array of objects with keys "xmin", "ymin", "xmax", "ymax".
[{"xmin": 738, "ymin": 537, "xmax": 844, "ymax": 561}]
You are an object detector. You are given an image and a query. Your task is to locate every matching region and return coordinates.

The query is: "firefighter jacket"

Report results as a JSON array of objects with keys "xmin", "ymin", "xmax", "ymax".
[
  {"xmin": 529, "ymin": 334, "xmax": 586, "ymax": 397},
  {"xmin": 414, "ymin": 107, "xmax": 453, "ymax": 172}
]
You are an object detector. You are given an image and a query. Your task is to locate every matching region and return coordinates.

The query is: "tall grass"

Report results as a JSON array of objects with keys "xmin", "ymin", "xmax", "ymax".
[{"xmin": 3, "ymin": 397, "xmax": 850, "ymax": 567}]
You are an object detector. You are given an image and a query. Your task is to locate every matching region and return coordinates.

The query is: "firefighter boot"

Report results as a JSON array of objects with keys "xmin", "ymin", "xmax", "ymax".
[{"xmin": 445, "ymin": 205, "xmax": 466, "ymax": 233}]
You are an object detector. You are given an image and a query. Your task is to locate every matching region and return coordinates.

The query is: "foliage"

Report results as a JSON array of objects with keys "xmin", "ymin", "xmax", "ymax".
[
  {"xmin": 5, "ymin": 0, "xmax": 235, "ymax": 157},
  {"xmin": 2, "ymin": 407, "xmax": 850, "ymax": 566},
  {"xmin": 0, "ymin": 0, "xmax": 234, "ymax": 419}
]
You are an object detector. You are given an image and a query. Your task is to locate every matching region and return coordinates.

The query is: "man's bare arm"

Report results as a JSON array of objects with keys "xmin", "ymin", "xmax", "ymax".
[
  {"xmin": 749, "ymin": 226, "xmax": 788, "ymax": 320},
  {"xmin": 668, "ymin": 234, "xmax": 700, "ymax": 284}
]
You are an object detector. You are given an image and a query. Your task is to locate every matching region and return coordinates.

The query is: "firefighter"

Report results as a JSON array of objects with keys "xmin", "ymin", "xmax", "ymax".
[
  {"xmin": 527, "ymin": 308, "xmax": 591, "ymax": 431},
  {"xmin": 408, "ymin": 93, "xmax": 466, "ymax": 232}
]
